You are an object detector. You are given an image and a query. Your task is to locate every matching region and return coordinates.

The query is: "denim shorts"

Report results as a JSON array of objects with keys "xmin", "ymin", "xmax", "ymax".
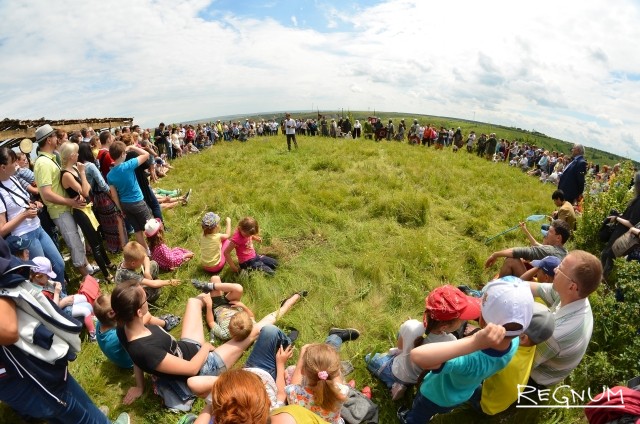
[{"xmin": 180, "ymin": 338, "xmax": 227, "ymax": 377}]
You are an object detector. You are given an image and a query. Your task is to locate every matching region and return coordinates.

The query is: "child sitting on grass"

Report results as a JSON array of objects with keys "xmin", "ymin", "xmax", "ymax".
[
  {"xmin": 144, "ymin": 218, "xmax": 194, "ymax": 271},
  {"xmin": 398, "ymin": 277, "xmax": 534, "ymax": 424},
  {"xmin": 115, "ymin": 240, "xmax": 181, "ymax": 303},
  {"xmin": 478, "ymin": 302, "xmax": 555, "ymax": 415},
  {"xmin": 286, "ymin": 343, "xmax": 350, "ymax": 424},
  {"xmin": 93, "ymin": 293, "xmax": 181, "ymax": 369},
  {"xmin": 29, "ymin": 256, "xmax": 97, "ymax": 341},
  {"xmin": 223, "ymin": 216, "xmax": 278, "ymax": 276},
  {"xmin": 200, "ymin": 212, "xmax": 232, "ymax": 274},
  {"xmin": 365, "ymin": 285, "xmax": 480, "ymax": 400},
  {"xmin": 193, "ymin": 276, "xmax": 305, "ymax": 342}
]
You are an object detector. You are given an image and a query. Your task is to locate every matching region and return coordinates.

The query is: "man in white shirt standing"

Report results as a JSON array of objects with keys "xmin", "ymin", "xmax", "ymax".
[{"xmin": 284, "ymin": 113, "xmax": 298, "ymax": 151}]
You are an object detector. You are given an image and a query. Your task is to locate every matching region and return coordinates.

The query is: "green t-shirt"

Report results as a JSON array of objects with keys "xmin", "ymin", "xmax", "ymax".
[{"xmin": 34, "ymin": 152, "xmax": 70, "ymax": 219}]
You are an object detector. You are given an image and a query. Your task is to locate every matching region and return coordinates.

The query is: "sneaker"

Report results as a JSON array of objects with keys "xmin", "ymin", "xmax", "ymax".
[
  {"xmin": 161, "ymin": 314, "xmax": 181, "ymax": 331},
  {"xmin": 88, "ymin": 332, "xmax": 97, "ymax": 343},
  {"xmin": 192, "ymin": 279, "xmax": 215, "ymax": 293},
  {"xmin": 328, "ymin": 327, "xmax": 360, "ymax": 342},
  {"xmin": 397, "ymin": 406, "xmax": 409, "ymax": 424},
  {"xmin": 391, "ymin": 382, "xmax": 408, "ymax": 401},
  {"xmin": 341, "ymin": 361, "xmax": 355, "ymax": 376},
  {"xmin": 113, "ymin": 412, "xmax": 130, "ymax": 424},
  {"xmin": 182, "ymin": 188, "xmax": 192, "ymax": 205},
  {"xmin": 86, "ymin": 264, "xmax": 99, "ymax": 275}
]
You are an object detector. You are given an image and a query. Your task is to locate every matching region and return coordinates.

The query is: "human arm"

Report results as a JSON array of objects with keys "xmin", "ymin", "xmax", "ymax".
[
  {"xmin": 276, "ymin": 345, "xmax": 294, "ymax": 402},
  {"xmin": 40, "ymin": 185, "xmax": 85, "ymax": 208},
  {"xmin": 200, "ymin": 294, "xmax": 215, "ymax": 329},
  {"xmin": 194, "ymin": 404, "xmax": 213, "ymax": 424},
  {"xmin": 154, "ymin": 342, "xmax": 216, "ymax": 376},
  {"xmin": 75, "ymin": 163, "xmax": 91, "ymax": 198},
  {"xmin": 109, "ymin": 185, "xmax": 123, "ymax": 213},
  {"xmin": 0, "ymin": 297, "xmax": 18, "ymax": 345},
  {"xmin": 126, "ymin": 145, "xmax": 150, "ymax": 166},
  {"xmin": 223, "ymin": 239, "xmax": 239, "ymax": 273},
  {"xmin": 290, "ymin": 344, "xmax": 309, "ymax": 385},
  {"xmin": 223, "ymin": 217, "xmax": 232, "ymax": 239},
  {"xmin": 52, "ymin": 282, "xmax": 63, "ymax": 306},
  {"xmin": 0, "ymin": 202, "xmax": 38, "ymax": 237},
  {"xmin": 409, "ymin": 323, "xmax": 507, "ymax": 370},
  {"xmin": 123, "ymin": 365, "xmax": 145, "ymax": 405},
  {"xmin": 228, "ymin": 301, "xmax": 255, "ymax": 320},
  {"xmin": 252, "ymin": 234, "xmax": 262, "ymax": 243},
  {"xmin": 519, "ymin": 222, "xmax": 542, "ymax": 246},
  {"xmin": 484, "ymin": 249, "xmax": 515, "ymax": 268},
  {"xmin": 610, "ymin": 216, "xmax": 634, "ymax": 229},
  {"xmin": 140, "ymin": 277, "xmax": 180, "ymax": 289}
]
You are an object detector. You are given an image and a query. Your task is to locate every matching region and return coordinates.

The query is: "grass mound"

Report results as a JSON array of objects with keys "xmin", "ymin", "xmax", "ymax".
[{"xmin": 1, "ymin": 136, "xmax": 569, "ymax": 424}]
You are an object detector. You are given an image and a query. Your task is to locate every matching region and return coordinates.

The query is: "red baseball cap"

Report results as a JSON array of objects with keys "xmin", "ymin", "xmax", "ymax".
[{"xmin": 425, "ymin": 285, "xmax": 481, "ymax": 323}]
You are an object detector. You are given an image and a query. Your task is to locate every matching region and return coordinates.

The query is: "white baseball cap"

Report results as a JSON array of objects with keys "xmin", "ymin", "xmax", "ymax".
[{"xmin": 481, "ymin": 276, "xmax": 533, "ymax": 336}]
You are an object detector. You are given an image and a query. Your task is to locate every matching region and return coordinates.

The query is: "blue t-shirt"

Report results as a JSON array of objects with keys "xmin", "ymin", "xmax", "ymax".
[
  {"xmin": 96, "ymin": 321, "xmax": 134, "ymax": 369},
  {"xmin": 419, "ymin": 337, "xmax": 520, "ymax": 407},
  {"xmin": 107, "ymin": 158, "xmax": 143, "ymax": 203}
]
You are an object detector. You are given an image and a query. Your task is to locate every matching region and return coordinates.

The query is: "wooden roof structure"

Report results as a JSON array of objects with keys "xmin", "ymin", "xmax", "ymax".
[{"xmin": 0, "ymin": 117, "xmax": 133, "ymax": 150}]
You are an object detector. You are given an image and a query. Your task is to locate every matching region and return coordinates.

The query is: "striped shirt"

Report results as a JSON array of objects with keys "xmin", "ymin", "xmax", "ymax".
[{"xmin": 530, "ymin": 283, "xmax": 593, "ymax": 386}]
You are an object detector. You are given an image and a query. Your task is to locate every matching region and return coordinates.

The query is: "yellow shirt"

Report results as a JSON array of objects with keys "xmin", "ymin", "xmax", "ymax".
[
  {"xmin": 34, "ymin": 151, "xmax": 70, "ymax": 219},
  {"xmin": 200, "ymin": 233, "xmax": 223, "ymax": 267},
  {"xmin": 480, "ymin": 345, "xmax": 536, "ymax": 415},
  {"xmin": 271, "ymin": 405, "xmax": 326, "ymax": 424}
]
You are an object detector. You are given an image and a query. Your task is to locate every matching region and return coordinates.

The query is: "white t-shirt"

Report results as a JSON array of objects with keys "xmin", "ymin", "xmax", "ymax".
[
  {"xmin": 285, "ymin": 118, "xmax": 296, "ymax": 135},
  {"xmin": 391, "ymin": 319, "xmax": 456, "ymax": 384},
  {"xmin": 0, "ymin": 177, "xmax": 40, "ymax": 236}
]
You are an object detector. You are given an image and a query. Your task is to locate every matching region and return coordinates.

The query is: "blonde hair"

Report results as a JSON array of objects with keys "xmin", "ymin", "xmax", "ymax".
[
  {"xmin": 59, "ymin": 141, "xmax": 79, "ymax": 167},
  {"xmin": 228, "ymin": 311, "xmax": 253, "ymax": 342},
  {"xmin": 123, "ymin": 241, "xmax": 147, "ymax": 263},
  {"xmin": 301, "ymin": 343, "xmax": 344, "ymax": 411},
  {"xmin": 94, "ymin": 294, "xmax": 116, "ymax": 326},
  {"xmin": 211, "ymin": 369, "xmax": 270, "ymax": 424}
]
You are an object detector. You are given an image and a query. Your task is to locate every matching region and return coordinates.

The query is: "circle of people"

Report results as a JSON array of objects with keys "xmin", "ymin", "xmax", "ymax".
[{"xmin": 0, "ymin": 121, "xmax": 610, "ymax": 424}]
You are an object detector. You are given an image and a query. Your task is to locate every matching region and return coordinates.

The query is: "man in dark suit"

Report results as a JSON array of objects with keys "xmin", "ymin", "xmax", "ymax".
[{"xmin": 558, "ymin": 144, "xmax": 587, "ymax": 204}]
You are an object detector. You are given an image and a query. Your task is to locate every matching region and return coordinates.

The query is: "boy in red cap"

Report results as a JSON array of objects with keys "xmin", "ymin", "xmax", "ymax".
[{"xmin": 365, "ymin": 285, "xmax": 481, "ymax": 400}]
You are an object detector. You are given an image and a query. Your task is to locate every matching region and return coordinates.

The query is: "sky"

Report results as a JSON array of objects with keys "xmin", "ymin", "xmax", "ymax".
[{"xmin": 1, "ymin": 0, "xmax": 640, "ymax": 160}]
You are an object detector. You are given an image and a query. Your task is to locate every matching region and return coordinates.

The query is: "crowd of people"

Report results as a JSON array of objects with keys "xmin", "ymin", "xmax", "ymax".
[{"xmin": 0, "ymin": 117, "xmax": 627, "ymax": 424}]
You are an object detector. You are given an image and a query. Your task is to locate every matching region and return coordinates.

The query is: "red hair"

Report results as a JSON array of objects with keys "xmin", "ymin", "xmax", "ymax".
[{"xmin": 211, "ymin": 369, "xmax": 270, "ymax": 424}]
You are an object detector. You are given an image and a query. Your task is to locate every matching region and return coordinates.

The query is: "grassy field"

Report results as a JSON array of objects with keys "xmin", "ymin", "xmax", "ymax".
[{"xmin": 2, "ymin": 135, "xmax": 589, "ymax": 423}]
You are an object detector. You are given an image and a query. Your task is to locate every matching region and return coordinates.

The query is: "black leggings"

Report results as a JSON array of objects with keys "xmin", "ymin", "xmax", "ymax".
[{"xmin": 72, "ymin": 208, "xmax": 112, "ymax": 278}]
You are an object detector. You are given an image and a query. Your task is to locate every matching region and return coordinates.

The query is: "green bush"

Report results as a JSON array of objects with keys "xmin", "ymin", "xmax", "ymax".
[
  {"xmin": 571, "ymin": 260, "xmax": 640, "ymax": 391},
  {"xmin": 573, "ymin": 163, "xmax": 635, "ymax": 252}
]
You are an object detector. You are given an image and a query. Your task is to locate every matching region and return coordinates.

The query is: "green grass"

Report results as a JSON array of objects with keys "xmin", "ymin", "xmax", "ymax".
[{"xmin": 1, "ymin": 136, "xmax": 587, "ymax": 423}]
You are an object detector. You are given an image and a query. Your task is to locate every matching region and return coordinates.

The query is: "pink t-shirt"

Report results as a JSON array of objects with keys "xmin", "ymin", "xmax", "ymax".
[{"xmin": 230, "ymin": 229, "xmax": 256, "ymax": 264}]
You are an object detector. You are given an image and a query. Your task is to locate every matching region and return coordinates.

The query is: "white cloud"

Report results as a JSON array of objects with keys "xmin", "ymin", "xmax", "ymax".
[{"xmin": 1, "ymin": 0, "xmax": 639, "ymax": 160}]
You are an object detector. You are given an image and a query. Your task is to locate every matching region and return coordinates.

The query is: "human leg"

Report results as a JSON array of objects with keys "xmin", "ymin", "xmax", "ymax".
[
  {"xmin": 243, "ymin": 325, "xmax": 290, "ymax": 380},
  {"xmin": 53, "ymin": 212, "xmax": 88, "ymax": 272},
  {"xmin": 35, "ymin": 226, "xmax": 66, "ymax": 283},
  {"xmin": 180, "ymin": 298, "xmax": 207, "ymax": 345},
  {"xmin": 400, "ymin": 392, "xmax": 453, "ymax": 424},
  {"xmin": 73, "ymin": 210, "xmax": 111, "ymax": 279},
  {"xmin": 498, "ymin": 257, "xmax": 527, "ymax": 278},
  {"xmin": 256, "ymin": 292, "xmax": 303, "ymax": 328}
]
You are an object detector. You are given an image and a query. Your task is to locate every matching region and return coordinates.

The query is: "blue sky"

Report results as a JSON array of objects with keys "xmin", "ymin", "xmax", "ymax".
[{"xmin": 1, "ymin": 0, "xmax": 640, "ymax": 160}]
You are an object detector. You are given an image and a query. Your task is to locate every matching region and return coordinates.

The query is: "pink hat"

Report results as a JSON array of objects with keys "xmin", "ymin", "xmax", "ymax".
[
  {"xmin": 32, "ymin": 256, "xmax": 56, "ymax": 278},
  {"xmin": 144, "ymin": 218, "xmax": 163, "ymax": 237}
]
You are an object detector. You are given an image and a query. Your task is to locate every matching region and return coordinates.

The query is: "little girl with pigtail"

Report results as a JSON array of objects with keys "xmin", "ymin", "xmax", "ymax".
[{"xmin": 285, "ymin": 343, "xmax": 349, "ymax": 424}]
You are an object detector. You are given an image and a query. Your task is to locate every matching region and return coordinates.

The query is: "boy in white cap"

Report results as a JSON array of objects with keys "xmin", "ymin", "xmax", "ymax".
[
  {"xmin": 479, "ymin": 302, "xmax": 555, "ymax": 415},
  {"xmin": 398, "ymin": 277, "xmax": 534, "ymax": 424}
]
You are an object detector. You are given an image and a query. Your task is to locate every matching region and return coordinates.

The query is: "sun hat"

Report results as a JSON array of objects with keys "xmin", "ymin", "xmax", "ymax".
[
  {"xmin": 32, "ymin": 256, "xmax": 56, "ymax": 278},
  {"xmin": 201, "ymin": 212, "xmax": 220, "ymax": 229},
  {"xmin": 144, "ymin": 218, "xmax": 163, "ymax": 237},
  {"xmin": 481, "ymin": 276, "xmax": 533, "ymax": 337},
  {"xmin": 525, "ymin": 303, "xmax": 555, "ymax": 345},
  {"xmin": 531, "ymin": 256, "xmax": 561, "ymax": 277},
  {"xmin": 425, "ymin": 285, "xmax": 482, "ymax": 322},
  {"xmin": 35, "ymin": 124, "xmax": 55, "ymax": 144}
]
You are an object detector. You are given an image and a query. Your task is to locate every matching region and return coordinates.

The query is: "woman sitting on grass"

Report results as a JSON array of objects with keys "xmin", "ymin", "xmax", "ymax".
[{"xmin": 111, "ymin": 281, "xmax": 259, "ymax": 405}]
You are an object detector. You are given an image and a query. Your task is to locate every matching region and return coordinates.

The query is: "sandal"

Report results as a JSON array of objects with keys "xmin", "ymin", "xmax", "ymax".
[
  {"xmin": 280, "ymin": 290, "xmax": 308, "ymax": 307},
  {"xmin": 160, "ymin": 314, "xmax": 181, "ymax": 331}
]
